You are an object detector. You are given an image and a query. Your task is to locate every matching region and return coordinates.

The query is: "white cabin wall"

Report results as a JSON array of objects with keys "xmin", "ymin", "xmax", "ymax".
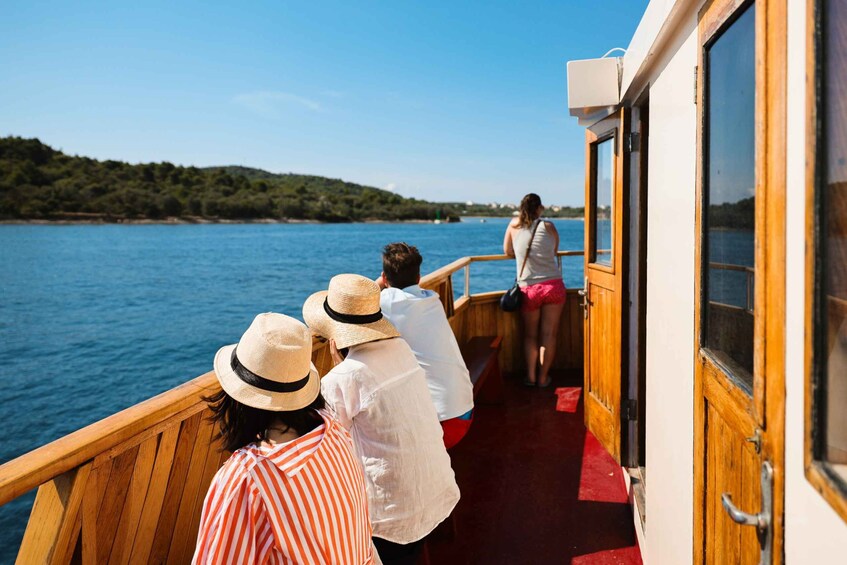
[
  {"xmin": 643, "ymin": 15, "xmax": 698, "ymax": 565},
  {"xmin": 784, "ymin": 0, "xmax": 847, "ymax": 559}
]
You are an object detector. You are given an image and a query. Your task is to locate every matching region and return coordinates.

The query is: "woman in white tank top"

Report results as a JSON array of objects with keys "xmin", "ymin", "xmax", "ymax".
[{"xmin": 502, "ymin": 193, "xmax": 567, "ymax": 387}]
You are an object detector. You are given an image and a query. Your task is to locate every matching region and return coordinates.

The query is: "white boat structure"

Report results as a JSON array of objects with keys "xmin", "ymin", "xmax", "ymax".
[
  {"xmin": 0, "ymin": 1, "xmax": 844, "ymax": 563},
  {"xmin": 566, "ymin": 0, "xmax": 846, "ymax": 562}
]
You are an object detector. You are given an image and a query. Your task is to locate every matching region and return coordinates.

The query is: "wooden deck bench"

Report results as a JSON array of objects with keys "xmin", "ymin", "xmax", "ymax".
[{"xmin": 461, "ymin": 335, "xmax": 504, "ymax": 404}]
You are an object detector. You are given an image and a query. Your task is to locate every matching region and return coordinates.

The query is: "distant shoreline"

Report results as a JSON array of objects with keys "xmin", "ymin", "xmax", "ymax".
[
  {"xmin": 0, "ymin": 215, "xmax": 584, "ymax": 225},
  {"xmin": 0, "ymin": 217, "xmax": 440, "ymax": 226}
]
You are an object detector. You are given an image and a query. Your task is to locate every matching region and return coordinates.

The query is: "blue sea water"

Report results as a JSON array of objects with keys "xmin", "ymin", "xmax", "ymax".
[{"xmin": 0, "ymin": 217, "xmax": 585, "ymax": 559}]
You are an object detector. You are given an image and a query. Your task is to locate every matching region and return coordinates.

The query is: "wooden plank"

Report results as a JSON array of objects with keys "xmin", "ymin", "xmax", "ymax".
[
  {"xmin": 48, "ymin": 465, "xmax": 91, "ymax": 565},
  {"xmin": 704, "ymin": 403, "xmax": 716, "ymax": 564},
  {"xmin": 468, "ymin": 291, "xmax": 502, "ymax": 304},
  {"xmin": 724, "ymin": 417, "xmax": 741, "ymax": 563},
  {"xmin": 148, "ymin": 412, "xmax": 203, "ymax": 564},
  {"xmin": 0, "ymin": 372, "xmax": 218, "ymax": 507},
  {"xmin": 740, "ymin": 440, "xmax": 760, "ymax": 564},
  {"xmin": 16, "ymin": 464, "xmax": 90, "ymax": 565},
  {"xmin": 312, "ymin": 338, "xmax": 335, "ymax": 377},
  {"xmin": 96, "ymin": 402, "xmax": 208, "ymax": 466},
  {"xmin": 180, "ymin": 431, "xmax": 226, "ymax": 564},
  {"xmin": 128, "ymin": 424, "xmax": 180, "ymax": 565},
  {"xmin": 81, "ymin": 459, "xmax": 114, "ymax": 565},
  {"xmin": 166, "ymin": 413, "xmax": 215, "ymax": 564},
  {"xmin": 760, "ymin": 1, "xmax": 787, "ymax": 560},
  {"xmin": 94, "ymin": 445, "xmax": 140, "ymax": 564},
  {"xmin": 108, "ymin": 435, "xmax": 159, "ymax": 564}
]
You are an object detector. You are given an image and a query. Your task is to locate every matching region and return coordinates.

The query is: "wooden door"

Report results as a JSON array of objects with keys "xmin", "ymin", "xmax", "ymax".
[
  {"xmin": 583, "ymin": 109, "xmax": 628, "ymax": 463},
  {"xmin": 693, "ymin": 0, "xmax": 786, "ymax": 562}
]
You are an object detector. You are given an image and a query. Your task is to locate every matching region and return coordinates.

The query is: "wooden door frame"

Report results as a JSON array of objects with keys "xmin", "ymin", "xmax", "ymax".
[
  {"xmin": 804, "ymin": 0, "xmax": 847, "ymax": 523},
  {"xmin": 584, "ymin": 108, "xmax": 629, "ymax": 463},
  {"xmin": 625, "ymin": 90, "xmax": 650, "ymax": 470},
  {"xmin": 692, "ymin": 0, "xmax": 786, "ymax": 562}
]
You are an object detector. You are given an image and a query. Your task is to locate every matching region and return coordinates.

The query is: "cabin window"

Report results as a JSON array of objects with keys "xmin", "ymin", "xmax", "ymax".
[
  {"xmin": 701, "ymin": 3, "xmax": 756, "ymax": 390},
  {"xmin": 591, "ymin": 136, "xmax": 614, "ymax": 267},
  {"xmin": 810, "ymin": 0, "xmax": 847, "ymax": 494}
]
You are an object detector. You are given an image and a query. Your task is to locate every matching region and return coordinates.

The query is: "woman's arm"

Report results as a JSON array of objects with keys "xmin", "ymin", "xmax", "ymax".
[{"xmin": 503, "ymin": 222, "xmax": 516, "ymax": 257}]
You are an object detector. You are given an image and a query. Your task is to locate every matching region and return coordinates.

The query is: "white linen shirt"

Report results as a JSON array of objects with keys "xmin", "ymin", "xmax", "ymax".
[
  {"xmin": 320, "ymin": 337, "xmax": 460, "ymax": 544},
  {"xmin": 380, "ymin": 285, "xmax": 474, "ymax": 421}
]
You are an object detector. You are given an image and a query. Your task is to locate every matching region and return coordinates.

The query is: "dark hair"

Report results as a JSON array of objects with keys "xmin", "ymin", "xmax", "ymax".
[
  {"xmin": 203, "ymin": 389, "xmax": 326, "ymax": 453},
  {"xmin": 518, "ymin": 193, "xmax": 543, "ymax": 228},
  {"xmin": 382, "ymin": 242, "xmax": 423, "ymax": 289}
]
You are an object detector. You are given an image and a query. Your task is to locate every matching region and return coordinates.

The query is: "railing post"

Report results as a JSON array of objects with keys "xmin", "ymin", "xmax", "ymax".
[
  {"xmin": 464, "ymin": 264, "xmax": 470, "ymax": 298},
  {"xmin": 747, "ymin": 269, "xmax": 754, "ymax": 312}
]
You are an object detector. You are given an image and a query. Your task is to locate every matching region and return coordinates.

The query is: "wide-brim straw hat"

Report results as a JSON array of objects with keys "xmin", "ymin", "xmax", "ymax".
[
  {"xmin": 303, "ymin": 273, "xmax": 400, "ymax": 350},
  {"xmin": 213, "ymin": 313, "xmax": 320, "ymax": 412}
]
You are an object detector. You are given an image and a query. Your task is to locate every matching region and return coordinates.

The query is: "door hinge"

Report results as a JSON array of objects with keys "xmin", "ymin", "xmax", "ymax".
[
  {"xmin": 625, "ymin": 132, "xmax": 641, "ymax": 153},
  {"xmin": 694, "ymin": 65, "xmax": 699, "ymax": 105},
  {"xmin": 622, "ymin": 399, "xmax": 638, "ymax": 421}
]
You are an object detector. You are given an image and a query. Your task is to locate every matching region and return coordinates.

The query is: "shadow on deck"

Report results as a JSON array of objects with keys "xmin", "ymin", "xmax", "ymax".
[{"xmin": 428, "ymin": 371, "xmax": 643, "ymax": 565}]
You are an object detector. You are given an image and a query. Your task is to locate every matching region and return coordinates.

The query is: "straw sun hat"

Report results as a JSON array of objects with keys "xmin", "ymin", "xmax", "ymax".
[
  {"xmin": 213, "ymin": 313, "xmax": 320, "ymax": 412},
  {"xmin": 303, "ymin": 274, "xmax": 400, "ymax": 350}
]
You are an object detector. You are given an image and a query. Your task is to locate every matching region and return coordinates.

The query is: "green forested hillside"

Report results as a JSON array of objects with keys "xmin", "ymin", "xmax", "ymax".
[{"xmin": 0, "ymin": 137, "xmax": 460, "ymax": 222}]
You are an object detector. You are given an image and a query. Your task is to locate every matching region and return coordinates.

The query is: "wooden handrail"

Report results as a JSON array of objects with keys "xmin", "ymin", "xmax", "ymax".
[
  {"xmin": 419, "ymin": 257, "xmax": 471, "ymax": 286},
  {"xmin": 469, "ymin": 251, "xmax": 584, "ymax": 262},
  {"xmin": 709, "ymin": 261, "xmax": 754, "ymax": 273},
  {"xmin": 0, "ymin": 372, "xmax": 218, "ymax": 507}
]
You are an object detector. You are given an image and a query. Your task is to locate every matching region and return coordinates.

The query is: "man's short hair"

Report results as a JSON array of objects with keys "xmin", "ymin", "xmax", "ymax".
[{"xmin": 382, "ymin": 242, "xmax": 422, "ymax": 289}]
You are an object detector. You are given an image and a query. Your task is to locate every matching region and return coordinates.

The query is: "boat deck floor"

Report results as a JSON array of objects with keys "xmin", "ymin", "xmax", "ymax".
[{"xmin": 427, "ymin": 371, "xmax": 643, "ymax": 564}]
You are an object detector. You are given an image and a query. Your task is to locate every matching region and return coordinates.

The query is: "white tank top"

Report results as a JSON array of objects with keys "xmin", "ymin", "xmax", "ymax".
[{"xmin": 512, "ymin": 219, "xmax": 561, "ymax": 286}]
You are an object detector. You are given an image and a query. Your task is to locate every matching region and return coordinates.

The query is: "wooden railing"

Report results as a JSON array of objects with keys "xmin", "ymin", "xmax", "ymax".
[
  {"xmin": 0, "ymin": 251, "xmax": 585, "ymax": 564},
  {"xmin": 414, "ymin": 250, "xmax": 585, "ymax": 374},
  {"xmin": 709, "ymin": 261, "xmax": 755, "ymax": 312},
  {"xmin": 0, "ymin": 375, "xmax": 224, "ymax": 564}
]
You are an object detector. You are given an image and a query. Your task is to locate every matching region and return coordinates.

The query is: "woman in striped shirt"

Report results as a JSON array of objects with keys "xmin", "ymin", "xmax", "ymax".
[{"xmin": 193, "ymin": 313, "xmax": 376, "ymax": 564}]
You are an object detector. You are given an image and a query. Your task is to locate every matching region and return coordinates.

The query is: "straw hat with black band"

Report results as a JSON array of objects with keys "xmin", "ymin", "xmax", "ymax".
[
  {"xmin": 303, "ymin": 274, "xmax": 400, "ymax": 350},
  {"xmin": 213, "ymin": 313, "xmax": 321, "ymax": 412}
]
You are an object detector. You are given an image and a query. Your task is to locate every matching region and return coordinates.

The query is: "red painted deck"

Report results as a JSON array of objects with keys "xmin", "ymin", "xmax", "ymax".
[{"xmin": 427, "ymin": 373, "xmax": 643, "ymax": 564}]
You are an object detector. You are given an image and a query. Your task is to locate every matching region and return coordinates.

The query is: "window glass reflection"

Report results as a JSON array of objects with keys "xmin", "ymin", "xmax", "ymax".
[
  {"xmin": 593, "ymin": 138, "xmax": 614, "ymax": 267},
  {"xmin": 821, "ymin": 0, "xmax": 847, "ymax": 482},
  {"xmin": 703, "ymin": 4, "xmax": 756, "ymax": 389}
]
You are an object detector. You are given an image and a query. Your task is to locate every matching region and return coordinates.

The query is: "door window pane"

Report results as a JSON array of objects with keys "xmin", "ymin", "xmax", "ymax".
[
  {"xmin": 592, "ymin": 137, "xmax": 614, "ymax": 267},
  {"xmin": 819, "ymin": 0, "xmax": 847, "ymax": 484},
  {"xmin": 703, "ymin": 4, "xmax": 756, "ymax": 389}
]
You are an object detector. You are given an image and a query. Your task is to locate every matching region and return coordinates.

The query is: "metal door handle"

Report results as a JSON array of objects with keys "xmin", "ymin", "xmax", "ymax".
[
  {"xmin": 578, "ymin": 277, "xmax": 589, "ymax": 319},
  {"xmin": 721, "ymin": 494, "xmax": 766, "ymax": 529},
  {"xmin": 720, "ymin": 461, "xmax": 773, "ymax": 564}
]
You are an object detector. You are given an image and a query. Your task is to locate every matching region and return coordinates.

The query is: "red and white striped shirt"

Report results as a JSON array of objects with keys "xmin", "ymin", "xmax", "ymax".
[{"xmin": 193, "ymin": 413, "xmax": 375, "ymax": 565}]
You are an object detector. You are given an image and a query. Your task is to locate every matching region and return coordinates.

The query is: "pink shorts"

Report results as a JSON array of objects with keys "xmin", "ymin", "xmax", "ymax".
[{"xmin": 520, "ymin": 278, "xmax": 566, "ymax": 312}]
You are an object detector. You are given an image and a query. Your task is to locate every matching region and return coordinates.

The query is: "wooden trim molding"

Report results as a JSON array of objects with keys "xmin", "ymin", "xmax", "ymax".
[
  {"xmin": 586, "ymin": 123, "xmax": 619, "ymax": 273},
  {"xmin": 803, "ymin": 0, "xmax": 847, "ymax": 524}
]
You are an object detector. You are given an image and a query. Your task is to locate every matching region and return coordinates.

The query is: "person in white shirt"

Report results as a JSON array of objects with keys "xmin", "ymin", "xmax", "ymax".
[
  {"xmin": 303, "ymin": 273, "xmax": 460, "ymax": 565},
  {"xmin": 376, "ymin": 242, "xmax": 475, "ymax": 449}
]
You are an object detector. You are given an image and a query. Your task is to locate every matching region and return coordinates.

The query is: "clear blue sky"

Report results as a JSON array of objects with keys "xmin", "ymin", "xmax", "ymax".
[{"xmin": 0, "ymin": 1, "xmax": 647, "ymax": 206}]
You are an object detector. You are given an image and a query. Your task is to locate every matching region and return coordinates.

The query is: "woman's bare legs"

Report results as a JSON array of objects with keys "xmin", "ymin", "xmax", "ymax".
[
  {"xmin": 521, "ymin": 308, "xmax": 541, "ymax": 385},
  {"xmin": 537, "ymin": 302, "xmax": 565, "ymax": 387}
]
